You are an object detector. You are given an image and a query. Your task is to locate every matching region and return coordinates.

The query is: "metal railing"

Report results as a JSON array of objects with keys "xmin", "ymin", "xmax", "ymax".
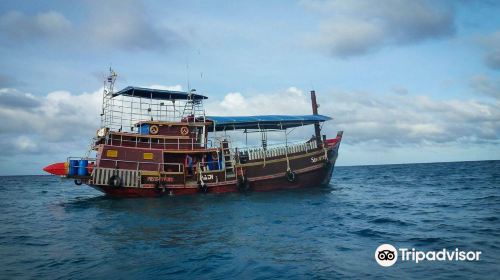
[
  {"xmin": 103, "ymin": 133, "xmax": 213, "ymax": 150},
  {"xmin": 238, "ymin": 141, "xmax": 318, "ymax": 161},
  {"xmin": 66, "ymin": 156, "xmax": 184, "ymax": 174}
]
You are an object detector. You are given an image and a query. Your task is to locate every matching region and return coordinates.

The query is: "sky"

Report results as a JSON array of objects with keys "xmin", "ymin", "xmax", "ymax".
[{"xmin": 0, "ymin": 0, "xmax": 499, "ymax": 175}]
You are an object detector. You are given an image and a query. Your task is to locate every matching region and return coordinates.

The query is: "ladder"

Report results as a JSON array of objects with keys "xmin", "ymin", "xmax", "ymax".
[
  {"xmin": 221, "ymin": 139, "xmax": 235, "ymax": 179},
  {"xmin": 181, "ymin": 91, "xmax": 205, "ymax": 122}
]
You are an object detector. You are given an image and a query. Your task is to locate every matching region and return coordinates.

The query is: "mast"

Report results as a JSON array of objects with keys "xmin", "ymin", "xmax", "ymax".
[
  {"xmin": 310, "ymin": 90, "xmax": 321, "ymax": 144},
  {"xmin": 101, "ymin": 68, "xmax": 117, "ymax": 129}
]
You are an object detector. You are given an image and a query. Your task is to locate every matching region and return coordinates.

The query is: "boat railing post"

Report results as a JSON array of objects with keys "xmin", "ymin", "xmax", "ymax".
[{"xmin": 177, "ymin": 138, "xmax": 180, "ymax": 150}]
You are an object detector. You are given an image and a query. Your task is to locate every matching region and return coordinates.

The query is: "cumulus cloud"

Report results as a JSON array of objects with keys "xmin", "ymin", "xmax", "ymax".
[
  {"xmin": 470, "ymin": 74, "xmax": 500, "ymax": 99},
  {"xmin": 0, "ymin": 0, "xmax": 184, "ymax": 52},
  {"xmin": 81, "ymin": 0, "xmax": 183, "ymax": 51},
  {"xmin": 478, "ymin": 30, "xmax": 500, "ymax": 70},
  {"xmin": 0, "ymin": 83, "xmax": 188, "ymax": 157},
  {"xmin": 0, "ymin": 88, "xmax": 40, "ymax": 108},
  {"xmin": 149, "ymin": 85, "xmax": 184, "ymax": 91},
  {"xmin": 0, "ymin": 84, "xmax": 498, "ymax": 162},
  {"xmin": 0, "ymin": 135, "xmax": 39, "ymax": 156},
  {"xmin": 208, "ymin": 87, "xmax": 310, "ymax": 116},
  {"xmin": 303, "ymin": 0, "xmax": 456, "ymax": 57},
  {"xmin": 0, "ymin": 87, "xmax": 102, "ymax": 153},
  {"xmin": 0, "ymin": 10, "xmax": 72, "ymax": 42},
  {"xmin": 207, "ymin": 87, "xmax": 500, "ymax": 146}
]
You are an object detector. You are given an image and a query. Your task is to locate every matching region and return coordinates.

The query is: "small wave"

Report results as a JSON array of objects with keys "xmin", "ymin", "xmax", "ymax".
[
  {"xmin": 478, "ymin": 216, "xmax": 498, "ymax": 222},
  {"xmin": 370, "ymin": 217, "xmax": 412, "ymax": 226},
  {"xmin": 474, "ymin": 195, "xmax": 500, "ymax": 201},
  {"xmin": 352, "ymin": 228, "xmax": 384, "ymax": 238},
  {"xmin": 408, "ymin": 237, "xmax": 442, "ymax": 245}
]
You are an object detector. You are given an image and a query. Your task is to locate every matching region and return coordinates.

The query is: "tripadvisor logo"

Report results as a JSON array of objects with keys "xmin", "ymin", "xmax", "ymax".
[
  {"xmin": 375, "ymin": 244, "xmax": 482, "ymax": 267},
  {"xmin": 375, "ymin": 244, "xmax": 398, "ymax": 267}
]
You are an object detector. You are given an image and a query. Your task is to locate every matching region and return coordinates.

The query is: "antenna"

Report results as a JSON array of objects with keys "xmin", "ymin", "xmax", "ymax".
[
  {"xmin": 105, "ymin": 67, "xmax": 117, "ymax": 95},
  {"xmin": 186, "ymin": 57, "xmax": 190, "ymax": 92},
  {"xmin": 101, "ymin": 68, "xmax": 117, "ymax": 128}
]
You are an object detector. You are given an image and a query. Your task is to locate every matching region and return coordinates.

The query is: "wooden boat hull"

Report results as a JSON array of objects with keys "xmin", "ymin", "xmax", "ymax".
[{"xmin": 87, "ymin": 143, "xmax": 340, "ymax": 198}]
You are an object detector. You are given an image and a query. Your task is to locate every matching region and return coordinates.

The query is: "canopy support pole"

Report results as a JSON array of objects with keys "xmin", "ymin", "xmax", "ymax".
[{"xmin": 285, "ymin": 129, "xmax": 290, "ymax": 171}]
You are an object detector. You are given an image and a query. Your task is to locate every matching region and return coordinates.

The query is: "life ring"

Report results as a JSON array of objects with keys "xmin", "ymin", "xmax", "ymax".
[
  {"xmin": 74, "ymin": 179, "xmax": 83, "ymax": 186},
  {"xmin": 180, "ymin": 126, "xmax": 189, "ymax": 135},
  {"xmin": 286, "ymin": 170, "xmax": 297, "ymax": 183},
  {"xmin": 237, "ymin": 176, "xmax": 250, "ymax": 192},
  {"xmin": 108, "ymin": 175, "xmax": 122, "ymax": 187},
  {"xmin": 149, "ymin": 125, "xmax": 159, "ymax": 135}
]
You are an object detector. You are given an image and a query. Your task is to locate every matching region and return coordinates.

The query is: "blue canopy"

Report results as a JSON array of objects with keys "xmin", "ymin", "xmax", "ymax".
[
  {"xmin": 205, "ymin": 115, "xmax": 331, "ymax": 131},
  {"xmin": 113, "ymin": 86, "xmax": 207, "ymax": 100}
]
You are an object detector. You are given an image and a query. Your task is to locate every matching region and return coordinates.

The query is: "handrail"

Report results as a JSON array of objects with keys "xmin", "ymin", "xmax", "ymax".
[
  {"xmin": 103, "ymin": 133, "xmax": 210, "ymax": 150},
  {"xmin": 238, "ymin": 141, "xmax": 319, "ymax": 161},
  {"xmin": 66, "ymin": 156, "xmax": 184, "ymax": 173}
]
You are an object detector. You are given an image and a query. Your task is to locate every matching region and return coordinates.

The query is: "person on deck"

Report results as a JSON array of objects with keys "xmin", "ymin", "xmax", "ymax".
[{"xmin": 186, "ymin": 154, "xmax": 193, "ymax": 176}]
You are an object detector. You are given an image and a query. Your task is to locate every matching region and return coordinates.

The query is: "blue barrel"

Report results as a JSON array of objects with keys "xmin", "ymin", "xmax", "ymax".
[
  {"xmin": 139, "ymin": 124, "xmax": 150, "ymax": 134},
  {"xmin": 78, "ymin": 160, "xmax": 88, "ymax": 176},
  {"xmin": 68, "ymin": 160, "xmax": 79, "ymax": 176}
]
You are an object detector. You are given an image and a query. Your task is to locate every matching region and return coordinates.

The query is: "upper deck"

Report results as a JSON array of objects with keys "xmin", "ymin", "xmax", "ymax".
[{"xmin": 100, "ymin": 70, "xmax": 208, "ymax": 136}]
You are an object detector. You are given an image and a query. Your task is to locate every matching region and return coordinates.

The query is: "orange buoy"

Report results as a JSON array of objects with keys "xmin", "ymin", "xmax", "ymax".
[{"xmin": 87, "ymin": 162, "xmax": 95, "ymax": 174}]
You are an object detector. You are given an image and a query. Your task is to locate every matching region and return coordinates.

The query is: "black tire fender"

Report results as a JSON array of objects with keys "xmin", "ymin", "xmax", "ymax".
[
  {"xmin": 108, "ymin": 175, "xmax": 122, "ymax": 187},
  {"xmin": 237, "ymin": 176, "xmax": 250, "ymax": 192},
  {"xmin": 286, "ymin": 170, "xmax": 297, "ymax": 183},
  {"xmin": 198, "ymin": 181, "xmax": 208, "ymax": 193}
]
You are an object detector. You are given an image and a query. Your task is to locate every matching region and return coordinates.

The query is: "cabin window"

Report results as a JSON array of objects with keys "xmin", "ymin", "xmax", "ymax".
[
  {"xmin": 143, "ymin": 153, "xmax": 154, "ymax": 160},
  {"xmin": 106, "ymin": 150, "xmax": 118, "ymax": 157}
]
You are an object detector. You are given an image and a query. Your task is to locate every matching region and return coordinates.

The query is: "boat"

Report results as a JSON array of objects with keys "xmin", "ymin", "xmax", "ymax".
[{"xmin": 43, "ymin": 69, "xmax": 343, "ymax": 197}]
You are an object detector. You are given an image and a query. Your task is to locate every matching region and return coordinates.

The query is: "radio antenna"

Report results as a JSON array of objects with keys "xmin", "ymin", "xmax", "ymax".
[{"xmin": 186, "ymin": 56, "xmax": 190, "ymax": 92}]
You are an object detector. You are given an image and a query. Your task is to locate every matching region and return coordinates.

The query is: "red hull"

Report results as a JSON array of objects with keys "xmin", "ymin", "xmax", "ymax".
[{"xmin": 87, "ymin": 148, "xmax": 338, "ymax": 198}]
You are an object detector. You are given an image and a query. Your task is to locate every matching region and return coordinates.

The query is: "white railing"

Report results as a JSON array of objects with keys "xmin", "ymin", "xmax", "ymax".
[
  {"xmin": 239, "ymin": 141, "xmax": 318, "ymax": 161},
  {"xmin": 103, "ymin": 132, "xmax": 213, "ymax": 150}
]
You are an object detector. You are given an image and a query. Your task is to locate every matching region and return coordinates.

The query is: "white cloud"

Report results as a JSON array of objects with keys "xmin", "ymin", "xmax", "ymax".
[
  {"xmin": 0, "ymin": 84, "xmax": 189, "ymax": 156},
  {"xmin": 0, "ymin": 1, "xmax": 184, "ymax": 52},
  {"xmin": 149, "ymin": 84, "xmax": 183, "ymax": 91},
  {"xmin": 470, "ymin": 74, "xmax": 500, "ymax": 99},
  {"xmin": 303, "ymin": 0, "xmax": 456, "ymax": 57},
  {"xmin": 0, "ymin": 10, "xmax": 72, "ymax": 41},
  {"xmin": 0, "ymin": 88, "xmax": 102, "ymax": 145},
  {"xmin": 219, "ymin": 92, "xmax": 247, "ymax": 111},
  {"xmin": 478, "ymin": 31, "xmax": 500, "ymax": 70},
  {"xmin": 0, "ymin": 85, "xmax": 498, "ymax": 165},
  {"xmin": 81, "ymin": 0, "xmax": 183, "ymax": 51},
  {"xmin": 208, "ymin": 87, "xmax": 500, "ymax": 146},
  {"xmin": 15, "ymin": 136, "xmax": 38, "ymax": 152}
]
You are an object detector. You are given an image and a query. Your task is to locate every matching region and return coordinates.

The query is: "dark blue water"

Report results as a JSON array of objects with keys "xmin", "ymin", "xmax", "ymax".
[{"xmin": 1, "ymin": 161, "xmax": 499, "ymax": 279}]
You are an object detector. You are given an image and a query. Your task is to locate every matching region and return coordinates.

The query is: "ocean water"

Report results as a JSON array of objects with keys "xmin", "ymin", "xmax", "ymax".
[{"xmin": 0, "ymin": 160, "xmax": 499, "ymax": 279}]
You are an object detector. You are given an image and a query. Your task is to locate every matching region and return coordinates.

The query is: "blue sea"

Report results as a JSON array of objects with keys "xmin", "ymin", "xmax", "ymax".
[{"xmin": 0, "ymin": 160, "xmax": 499, "ymax": 279}]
